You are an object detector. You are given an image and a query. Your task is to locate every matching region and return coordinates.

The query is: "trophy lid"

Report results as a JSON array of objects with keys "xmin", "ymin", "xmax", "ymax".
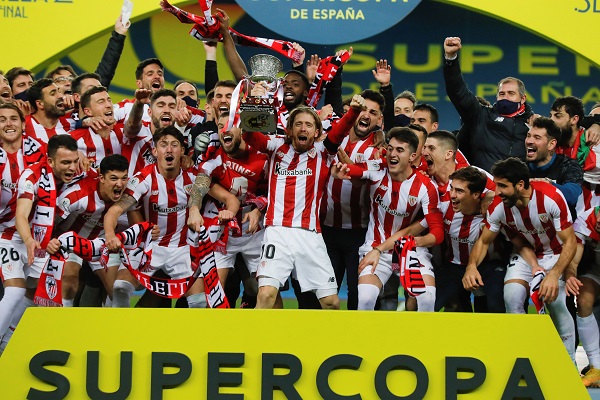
[{"xmin": 248, "ymin": 54, "xmax": 283, "ymax": 82}]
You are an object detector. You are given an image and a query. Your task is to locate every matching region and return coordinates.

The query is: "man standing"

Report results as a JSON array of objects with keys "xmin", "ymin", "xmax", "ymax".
[
  {"xmin": 464, "ymin": 158, "xmax": 577, "ymax": 363},
  {"xmin": 244, "ymin": 96, "xmax": 364, "ymax": 309},
  {"xmin": 321, "ymin": 89, "xmax": 385, "ymax": 310},
  {"xmin": 443, "ymin": 37, "xmax": 533, "ymax": 172}
]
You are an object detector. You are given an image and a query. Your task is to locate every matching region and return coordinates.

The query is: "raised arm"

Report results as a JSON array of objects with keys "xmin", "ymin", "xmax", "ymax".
[
  {"xmin": 215, "ymin": 9, "xmax": 248, "ymax": 81},
  {"xmin": 104, "ymin": 193, "xmax": 138, "ymax": 251},
  {"xmin": 123, "ymin": 89, "xmax": 152, "ymax": 138}
]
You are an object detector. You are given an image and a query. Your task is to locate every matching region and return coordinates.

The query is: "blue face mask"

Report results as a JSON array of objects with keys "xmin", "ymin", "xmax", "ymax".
[
  {"xmin": 181, "ymin": 95, "xmax": 198, "ymax": 108},
  {"xmin": 493, "ymin": 99, "xmax": 521, "ymax": 115},
  {"xmin": 394, "ymin": 113, "xmax": 411, "ymax": 127}
]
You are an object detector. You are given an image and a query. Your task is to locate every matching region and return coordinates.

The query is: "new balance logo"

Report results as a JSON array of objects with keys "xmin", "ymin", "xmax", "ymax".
[{"xmin": 328, "ymin": 277, "xmax": 335, "ymax": 283}]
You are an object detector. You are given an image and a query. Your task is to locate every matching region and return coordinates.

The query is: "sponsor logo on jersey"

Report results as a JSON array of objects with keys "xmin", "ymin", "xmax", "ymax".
[
  {"xmin": 82, "ymin": 214, "xmax": 104, "ymax": 227},
  {"xmin": 151, "ymin": 190, "xmax": 159, "ymax": 196},
  {"xmin": 152, "ymin": 203, "xmax": 187, "ymax": 213},
  {"xmin": 375, "ymin": 194, "xmax": 409, "ymax": 217},
  {"xmin": 274, "ymin": 163, "xmax": 313, "ymax": 176},
  {"xmin": 379, "ymin": 184, "xmax": 388, "ymax": 191},
  {"xmin": 276, "ymin": 151, "xmax": 286, "ymax": 160},
  {"xmin": 1, "ymin": 179, "xmax": 17, "ymax": 190},
  {"xmin": 87, "ymin": 152, "xmax": 96, "ymax": 157},
  {"xmin": 59, "ymin": 198, "xmax": 71, "ymax": 211},
  {"xmin": 127, "ymin": 177, "xmax": 140, "ymax": 190},
  {"xmin": 495, "ymin": 117, "xmax": 504, "ymax": 122},
  {"xmin": 366, "ymin": 160, "xmax": 381, "ymax": 171},
  {"xmin": 142, "ymin": 148, "xmax": 156, "ymax": 165}
]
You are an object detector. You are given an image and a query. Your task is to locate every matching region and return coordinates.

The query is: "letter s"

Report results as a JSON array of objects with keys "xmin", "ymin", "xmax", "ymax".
[{"xmin": 27, "ymin": 350, "xmax": 71, "ymax": 400}]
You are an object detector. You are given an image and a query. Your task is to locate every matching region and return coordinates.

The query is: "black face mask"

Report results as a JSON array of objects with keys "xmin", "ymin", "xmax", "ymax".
[
  {"xmin": 182, "ymin": 95, "xmax": 198, "ymax": 108},
  {"xmin": 493, "ymin": 99, "xmax": 521, "ymax": 115},
  {"xmin": 14, "ymin": 90, "xmax": 29, "ymax": 102},
  {"xmin": 394, "ymin": 113, "xmax": 411, "ymax": 127}
]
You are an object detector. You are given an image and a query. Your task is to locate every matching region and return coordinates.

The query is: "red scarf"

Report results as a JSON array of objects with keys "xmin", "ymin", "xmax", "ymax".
[
  {"xmin": 306, "ymin": 51, "xmax": 351, "ymax": 107},
  {"xmin": 30, "ymin": 163, "xmax": 57, "ymax": 254},
  {"xmin": 392, "ymin": 236, "xmax": 426, "ymax": 297},
  {"xmin": 529, "ymin": 270, "xmax": 546, "ymax": 314},
  {"xmin": 34, "ymin": 254, "xmax": 65, "ymax": 307},
  {"xmin": 161, "ymin": 0, "xmax": 303, "ymax": 62}
]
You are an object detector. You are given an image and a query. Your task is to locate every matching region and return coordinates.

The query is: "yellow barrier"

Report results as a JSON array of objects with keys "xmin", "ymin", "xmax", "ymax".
[{"xmin": 0, "ymin": 308, "xmax": 588, "ymax": 399}]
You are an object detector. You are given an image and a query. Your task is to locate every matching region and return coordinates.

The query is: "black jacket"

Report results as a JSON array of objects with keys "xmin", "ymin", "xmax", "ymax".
[{"xmin": 444, "ymin": 57, "xmax": 533, "ymax": 172}]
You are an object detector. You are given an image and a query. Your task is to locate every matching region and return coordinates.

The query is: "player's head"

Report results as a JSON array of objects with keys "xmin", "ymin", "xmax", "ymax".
[
  {"xmin": 135, "ymin": 58, "xmax": 164, "ymax": 92},
  {"xmin": 148, "ymin": 89, "xmax": 177, "ymax": 130},
  {"xmin": 47, "ymin": 135, "xmax": 79, "ymax": 184},
  {"xmin": 386, "ymin": 127, "xmax": 419, "ymax": 174},
  {"xmin": 152, "ymin": 126, "xmax": 184, "ymax": 173},
  {"xmin": 0, "ymin": 103, "xmax": 25, "ymax": 146},
  {"xmin": 286, "ymin": 106, "xmax": 321, "ymax": 153},
  {"xmin": 491, "ymin": 157, "xmax": 530, "ymax": 208},
  {"xmin": 422, "ymin": 130, "xmax": 457, "ymax": 177},
  {"xmin": 449, "ymin": 166, "xmax": 487, "ymax": 214},
  {"xmin": 282, "ymin": 70, "xmax": 310, "ymax": 110},
  {"xmin": 99, "ymin": 154, "xmax": 129, "ymax": 202}
]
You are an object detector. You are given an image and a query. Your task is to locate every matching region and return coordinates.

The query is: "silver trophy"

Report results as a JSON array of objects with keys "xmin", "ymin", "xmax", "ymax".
[{"xmin": 239, "ymin": 54, "xmax": 282, "ymax": 133}]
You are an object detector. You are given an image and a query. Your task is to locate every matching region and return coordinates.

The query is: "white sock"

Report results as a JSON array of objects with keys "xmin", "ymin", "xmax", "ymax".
[
  {"xmin": 0, "ymin": 287, "xmax": 26, "ymax": 340},
  {"xmin": 1, "ymin": 296, "xmax": 34, "ymax": 351},
  {"xmin": 187, "ymin": 293, "xmax": 207, "ymax": 308},
  {"xmin": 112, "ymin": 280, "xmax": 134, "ymax": 308},
  {"xmin": 103, "ymin": 297, "xmax": 112, "ymax": 307},
  {"xmin": 547, "ymin": 291, "xmax": 576, "ymax": 365},
  {"xmin": 62, "ymin": 299, "xmax": 74, "ymax": 307},
  {"xmin": 578, "ymin": 314, "xmax": 600, "ymax": 367},
  {"xmin": 504, "ymin": 282, "xmax": 527, "ymax": 314},
  {"xmin": 416, "ymin": 286, "xmax": 436, "ymax": 312},
  {"xmin": 357, "ymin": 284, "xmax": 380, "ymax": 310}
]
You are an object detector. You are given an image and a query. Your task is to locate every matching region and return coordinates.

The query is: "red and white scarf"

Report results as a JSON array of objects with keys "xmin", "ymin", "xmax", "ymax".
[
  {"xmin": 392, "ymin": 236, "xmax": 426, "ymax": 297},
  {"xmin": 161, "ymin": 0, "xmax": 303, "ymax": 63},
  {"xmin": 30, "ymin": 163, "xmax": 57, "ymax": 255},
  {"xmin": 306, "ymin": 51, "xmax": 351, "ymax": 107},
  {"xmin": 529, "ymin": 270, "xmax": 546, "ymax": 314}
]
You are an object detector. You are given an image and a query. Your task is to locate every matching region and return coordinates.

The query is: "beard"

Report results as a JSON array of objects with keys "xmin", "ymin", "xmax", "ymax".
[{"xmin": 558, "ymin": 125, "xmax": 574, "ymax": 147}]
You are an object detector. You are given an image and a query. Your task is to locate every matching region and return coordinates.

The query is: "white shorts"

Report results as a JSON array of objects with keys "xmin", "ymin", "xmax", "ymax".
[
  {"xmin": 0, "ymin": 238, "xmax": 30, "ymax": 281},
  {"xmin": 257, "ymin": 226, "xmax": 337, "ymax": 297},
  {"xmin": 215, "ymin": 230, "xmax": 264, "ymax": 274},
  {"xmin": 358, "ymin": 245, "xmax": 435, "ymax": 286},
  {"xmin": 504, "ymin": 253, "xmax": 562, "ymax": 283},
  {"xmin": 139, "ymin": 244, "xmax": 192, "ymax": 280},
  {"xmin": 66, "ymin": 252, "xmax": 120, "ymax": 272}
]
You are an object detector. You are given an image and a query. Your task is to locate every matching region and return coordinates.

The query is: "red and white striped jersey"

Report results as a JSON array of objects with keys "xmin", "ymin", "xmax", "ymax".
[
  {"xmin": 125, "ymin": 165, "xmax": 195, "ymax": 248},
  {"xmin": 352, "ymin": 168, "xmax": 443, "ymax": 248},
  {"xmin": 121, "ymin": 126, "xmax": 155, "ymax": 176},
  {"xmin": 0, "ymin": 148, "xmax": 25, "ymax": 240},
  {"xmin": 432, "ymin": 165, "xmax": 495, "ymax": 208},
  {"xmin": 486, "ymin": 181, "xmax": 572, "ymax": 257},
  {"xmin": 24, "ymin": 114, "xmax": 71, "ymax": 144},
  {"xmin": 113, "ymin": 99, "xmax": 151, "ymax": 125},
  {"xmin": 199, "ymin": 147, "xmax": 268, "ymax": 230},
  {"xmin": 440, "ymin": 201, "xmax": 484, "ymax": 266},
  {"xmin": 72, "ymin": 124, "xmax": 126, "ymax": 170},
  {"xmin": 56, "ymin": 174, "xmax": 111, "ymax": 239},
  {"xmin": 248, "ymin": 136, "xmax": 333, "ymax": 231},
  {"xmin": 321, "ymin": 135, "xmax": 379, "ymax": 229}
]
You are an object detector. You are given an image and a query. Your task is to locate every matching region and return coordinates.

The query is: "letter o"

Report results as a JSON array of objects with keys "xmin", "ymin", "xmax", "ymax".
[{"xmin": 374, "ymin": 355, "xmax": 428, "ymax": 400}]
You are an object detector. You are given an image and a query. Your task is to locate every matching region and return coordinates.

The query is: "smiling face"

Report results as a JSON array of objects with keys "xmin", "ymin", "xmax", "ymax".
[
  {"xmin": 525, "ymin": 126, "xmax": 554, "ymax": 164},
  {"xmin": 449, "ymin": 178, "xmax": 479, "ymax": 213},
  {"xmin": 212, "ymin": 85, "xmax": 234, "ymax": 118},
  {"xmin": 288, "ymin": 111, "xmax": 318, "ymax": 153},
  {"xmin": 84, "ymin": 90, "xmax": 115, "ymax": 125},
  {"xmin": 11, "ymin": 73, "xmax": 33, "ymax": 96},
  {"xmin": 148, "ymin": 95, "xmax": 177, "ymax": 130},
  {"xmin": 353, "ymin": 99, "xmax": 382, "ymax": 138},
  {"xmin": 137, "ymin": 63, "xmax": 164, "ymax": 92},
  {"xmin": 421, "ymin": 137, "xmax": 450, "ymax": 177},
  {"xmin": 220, "ymin": 126, "xmax": 244, "ymax": 156},
  {"xmin": 386, "ymin": 137, "xmax": 416, "ymax": 176},
  {"xmin": 493, "ymin": 177, "xmax": 520, "ymax": 208},
  {"xmin": 0, "ymin": 107, "xmax": 24, "ymax": 146}
]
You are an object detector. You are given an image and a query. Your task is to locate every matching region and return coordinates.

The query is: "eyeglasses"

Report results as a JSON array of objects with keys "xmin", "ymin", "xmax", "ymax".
[{"xmin": 54, "ymin": 76, "xmax": 74, "ymax": 83}]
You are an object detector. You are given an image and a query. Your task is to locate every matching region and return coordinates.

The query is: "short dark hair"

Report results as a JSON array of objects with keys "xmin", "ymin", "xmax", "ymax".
[
  {"xmin": 387, "ymin": 127, "xmax": 419, "ymax": 153},
  {"xmin": 100, "ymin": 154, "xmax": 129, "ymax": 175},
  {"xmin": 80, "ymin": 86, "xmax": 108, "ymax": 110},
  {"xmin": 284, "ymin": 70, "xmax": 310, "ymax": 91},
  {"xmin": 360, "ymin": 89, "xmax": 385, "ymax": 112},
  {"xmin": 150, "ymin": 89, "xmax": 177, "ymax": 105},
  {"xmin": 407, "ymin": 123, "xmax": 428, "ymax": 141},
  {"xmin": 214, "ymin": 80, "xmax": 237, "ymax": 90},
  {"xmin": 5, "ymin": 67, "xmax": 33, "ymax": 89},
  {"xmin": 428, "ymin": 130, "xmax": 458, "ymax": 152},
  {"xmin": 135, "ymin": 58, "xmax": 163, "ymax": 80},
  {"xmin": 153, "ymin": 125, "xmax": 185, "ymax": 148},
  {"xmin": 48, "ymin": 134, "xmax": 78, "ymax": 159},
  {"xmin": 45, "ymin": 65, "xmax": 76, "ymax": 80},
  {"xmin": 28, "ymin": 78, "xmax": 56, "ymax": 112},
  {"xmin": 551, "ymin": 96, "xmax": 584, "ymax": 126},
  {"xmin": 491, "ymin": 157, "xmax": 530, "ymax": 190},
  {"xmin": 206, "ymin": 89, "xmax": 215, "ymax": 104},
  {"xmin": 0, "ymin": 103, "xmax": 25, "ymax": 122},
  {"xmin": 450, "ymin": 166, "xmax": 487, "ymax": 195},
  {"xmin": 414, "ymin": 103, "xmax": 439, "ymax": 123},
  {"xmin": 531, "ymin": 116, "xmax": 561, "ymax": 142},
  {"xmin": 72, "ymin": 72, "xmax": 101, "ymax": 96}
]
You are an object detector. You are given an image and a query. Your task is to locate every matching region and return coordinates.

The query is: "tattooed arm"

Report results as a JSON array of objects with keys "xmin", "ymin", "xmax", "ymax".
[
  {"xmin": 187, "ymin": 172, "xmax": 212, "ymax": 232},
  {"xmin": 104, "ymin": 193, "xmax": 138, "ymax": 251}
]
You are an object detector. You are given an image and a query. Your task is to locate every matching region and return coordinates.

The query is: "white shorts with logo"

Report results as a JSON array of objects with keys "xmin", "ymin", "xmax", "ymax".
[
  {"xmin": 215, "ymin": 230, "xmax": 264, "ymax": 274},
  {"xmin": 257, "ymin": 226, "xmax": 337, "ymax": 296},
  {"xmin": 504, "ymin": 253, "xmax": 563, "ymax": 283},
  {"xmin": 0, "ymin": 238, "xmax": 30, "ymax": 281},
  {"xmin": 358, "ymin": 245, "xmax": 435, "ymax": 286}
]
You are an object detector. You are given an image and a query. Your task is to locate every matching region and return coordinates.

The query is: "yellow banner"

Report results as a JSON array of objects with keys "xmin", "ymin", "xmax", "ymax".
[
  {"xmin": 440, "ymin": 0, "xmax": 600, "ymax": 66},
  {"xmin": 0, "ymin": 308, "xmax": 588, "ymax": 399}
]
